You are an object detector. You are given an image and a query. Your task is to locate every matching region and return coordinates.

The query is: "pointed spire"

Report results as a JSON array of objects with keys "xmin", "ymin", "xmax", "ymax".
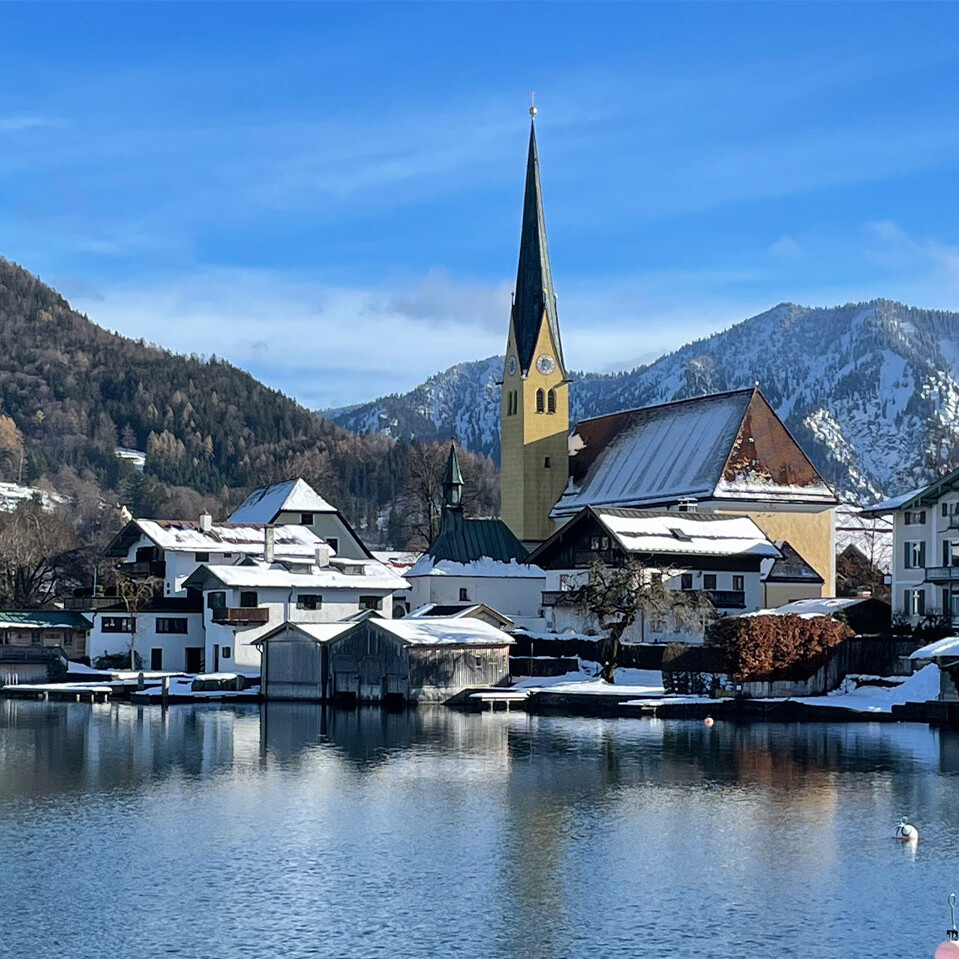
[
  {"xmin": 442, "ymin": 443, "xmax": 464, "ymax": 511},
  {"xmin": 512, "ymin": 117, "xmax": 564, "ymax": 375}
]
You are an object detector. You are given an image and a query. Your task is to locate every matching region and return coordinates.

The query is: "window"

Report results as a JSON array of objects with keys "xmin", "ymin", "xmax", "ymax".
[
  {"xmin": 240, "ymin": 591, "xmax": 258, "ymax": 608},
  {"xmin": 590, "ymin": 536, "xmax": 601, "ymax": 551},
  {"xmin": 156, "ymin": 618, "xmax": 188, "ymax": 634},
  {"xmin": 535, "ymin": 388, "xmax": 545, "ymax": 413},
  {"xmin": 904, "ymin": 589, "xmax": 925, "ymax": 617},
  {"xmin": 547, "ymin": 389, "xmax": 556, "ymax": 414},
  {"xmin": 600, "ymin": 536, "xmax": 610, "ymax": 550},
  {"xmin": 459, "ymin": 588, "xmax": 469, "ymax": 602},
  {"xmin": 31, "ymin": 634, "xmax": 40, "ymax": 646},
  {"xmin": 703, "ymin": 574, "xmax": 717, "ymax": 590},
  {"xmin": 506, "ymin": 391, "xmax": 517, "ymax": 416},
  {"xmin": 544, "ymin": 457, "xmax": 551, "ymax": 469},
  {"xmin": 943, "ymin": 503, "xmax": 950, "ymax": 518},
  {"xmin": 359, "ymin": 595, "xmax": 383, "ymax": 611},
  {"xmin": 150, "ymin": 648, "xmax": 163, "ymax": 670},
  {"xmin": 222, "ymin": 646, "xmax": 232, "ymax": 659},
  {"xmin": 326, "ymin": 538, "xmax": 339, "ymax": 554},
  {"xmin": 102, "ymin": 616, "xmax": 134, "ymax": 633},
  {"xmin": 559, "ymin": 574, "xmax": 571, "ymax": 592},
  {"xmin": 300, "ymin": 512, "xmax": 314, "ymax": 525},
  {"xmin": 63, "ymin": 633, "xmax": 73, "ymax": 648},
  {"xmin": 904, "ymin": 510, "xmax": 926, "ymax": 526},
  {"xmin": 296, "ymin": 594, "xmax": 323, "ymax": 610},
  {"xmin": 732, "ymin": 575, "xmax": 745, "ymax": 592},
  {"xmin": 207, "ymin": 591, "xmax": 226, "ymax": 609},
  {"xmin": 680, "ymin": 573, "xmax": 693, "ymax": 591},
  {"xmin": 195, "ymin": 552, "xmax": 210, "ymax": 562},
  {"xmin": 904, "ymin": 541, "xmax": 926, "ymax": 569}
]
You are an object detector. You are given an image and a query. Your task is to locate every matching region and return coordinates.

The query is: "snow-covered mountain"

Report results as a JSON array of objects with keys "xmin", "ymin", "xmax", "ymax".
[{"xmin": 327, "ymin": 300, "xmax": 959, "ymax": 502}]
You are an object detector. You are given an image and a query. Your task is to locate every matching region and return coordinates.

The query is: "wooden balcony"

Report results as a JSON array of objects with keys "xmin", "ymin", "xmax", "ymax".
[
  {"xmin": 117, "ymin": 560, "xmax": 166, "ymax": 578},
  {"xmin": 210, "ymin": 607, "xmax": 269, "ymax": 626},
  {"xmin": 706, "ymin": 589, "xmax": 746, "ymax": 609},
  {"xmin": 926, "ymin": 566, "xmax": 959, "ymax": 582}
]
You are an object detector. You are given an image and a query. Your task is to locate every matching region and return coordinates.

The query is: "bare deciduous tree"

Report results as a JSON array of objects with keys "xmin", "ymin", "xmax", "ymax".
[
  {"xmin": 570, "ymin": 559, "xmax": 714, "ymax": 682},
  {"xmin": 115, "ymin": 574, "xmax": 161, "ymax": 671},
  {"xmin": 0, "ymin": 499, "xmax": 75, "ymax": 607}
]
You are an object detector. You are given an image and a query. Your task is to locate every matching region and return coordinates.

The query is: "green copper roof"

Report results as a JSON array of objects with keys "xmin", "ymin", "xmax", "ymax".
[
  {"xmin": 427, "ymin": 511, "xmax": 529, "ymax": 565},
  {"xmin": 512, "ymin": 120, "xmax": 564, "ymax": 375},
  {"xmin": 443, "ymin": 444, "xmax": 464, "ymax": 487},
  {"xmin": 0, "ymin": 610, "xmax": 92, "ymax": 629}
]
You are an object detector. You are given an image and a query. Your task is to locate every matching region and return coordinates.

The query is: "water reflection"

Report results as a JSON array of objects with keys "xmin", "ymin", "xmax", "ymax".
[{"xmin": 2, "ymin": 702, "xmax": 959, "ymax": 959}]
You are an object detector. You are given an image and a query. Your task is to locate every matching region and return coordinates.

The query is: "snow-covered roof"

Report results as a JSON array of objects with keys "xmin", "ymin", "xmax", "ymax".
[
  {"xmin": 834, "ymin": 504, "xmax": 893, "ymax": 572},
  {"xmin": 183, "ymin": 560, "xmax": 408, "ymax": 592},
  {"xmin": 229, "ymin": 479, "xmax": 337, "ymax": 524},
  {"xmin": 406, "ymin": 556, "xmax": 545, "ymax": 578},
  {"xmin": 114, "ymin": 519, "xmax": 325, "ymax": 559},
  {"xmin": 372, "ymin": 550, "xmax": 420, "ymax": 569},
  {"xmin": 254, "ymin": 622, "xmax": 359, "ymax": 646},
  {"xmin": 863, "ymin": 486, "xmax": 928, "ymax": 514},
  {"xmin": 553, "ymin": 389, "xmax": 836, "ymax": 518},
  {"xmin": 594, "ymin": 509, "xmax": 781, "ymax": 558},
  {"xmin": 375, "ymin": 617, "xmax": 514, "ymax": 648},
  {"xmin": 769, "ymin": 597, "xmax": 870, "ymax": 616},
  {"xmin": 910, "ymin": 636, "xmax": 959, "ymax": 660}
]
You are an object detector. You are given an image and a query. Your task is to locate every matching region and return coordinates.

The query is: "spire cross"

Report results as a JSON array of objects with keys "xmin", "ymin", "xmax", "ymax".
[{"xmin": 529, "ymin": 91, "xmax": 537, "ymax": 118}]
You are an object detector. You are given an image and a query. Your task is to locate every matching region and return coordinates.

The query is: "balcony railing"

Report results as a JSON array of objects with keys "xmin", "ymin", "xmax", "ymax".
[
  {"xmin": 541, "ymin": 590, "xmax": 573, "ymax": 607},
  {"xmin": 706, "ymin": 589, "xmax": 746, "ymax": 609},
  {"xmin": 210, "ymin": 607, "xmax": 270, "ymax": 626},
  {"xmin": 63, "ymin": 594, "xmax": 121, "ymax": 611},
  {"xmin": 118, "ymin": 560, "xmax": 166, "ymax": 578},
  {"xmin": 925, "ymin": 566, "xmax": 959, "ymax": 582}
]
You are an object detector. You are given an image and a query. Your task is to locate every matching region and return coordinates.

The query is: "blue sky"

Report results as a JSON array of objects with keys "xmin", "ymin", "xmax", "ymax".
[{"xmin": 3, "ymin": 3, "xmax": 959, "ymax": 408}]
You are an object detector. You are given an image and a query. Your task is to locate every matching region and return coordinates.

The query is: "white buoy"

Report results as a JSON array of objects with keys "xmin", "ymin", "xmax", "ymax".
[
  {"xmin": 895, "ymin": 816, "xmax": 919, "ymax": 842},
  {"xmin": 704, "ymin": 716, "xmax": 715, "ymax": 728},
  {"xmin": 935, "ymin": 894, "xmax": 959, "ymax": 958}
]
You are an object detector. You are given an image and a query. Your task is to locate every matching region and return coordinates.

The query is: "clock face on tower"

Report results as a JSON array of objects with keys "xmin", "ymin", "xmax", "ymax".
[
  {"xmin": 506, "ymin": 355, "xmax": 517, "ymax": 376},
  {"xmin": 536, "ymin": 354, "xmax": 556, "ymax": 376}
]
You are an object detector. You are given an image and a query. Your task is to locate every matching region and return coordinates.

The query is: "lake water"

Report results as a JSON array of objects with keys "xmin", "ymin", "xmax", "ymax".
[{"xmin": 2, "ymin": 701, "xmax": 958, "ymax": 958}]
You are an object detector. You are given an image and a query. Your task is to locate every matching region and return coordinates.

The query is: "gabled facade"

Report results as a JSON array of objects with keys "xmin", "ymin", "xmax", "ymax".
[
  {"xmin": 528, "ymin": 506, "xmax": 781, "ymax": 644},
  {"xmin": 500, "ymin": 118, "xmax": 570, "ymax": 544},
  {"xmin": 864, "ymin": 468, "xmax": 959, "ymax": 624},
  {"xmin": 229, "ymin": 479, "xmax": 373, "ymax": 560},
  {"xmin": 554, "ymin": 388, "xmax": 838, "ymax": 593}
]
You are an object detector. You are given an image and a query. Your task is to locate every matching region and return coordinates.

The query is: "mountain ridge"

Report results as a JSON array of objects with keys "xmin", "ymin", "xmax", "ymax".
[{"xmin": 327, "ymin": 298, "xmax": 959, "ymax": 502}]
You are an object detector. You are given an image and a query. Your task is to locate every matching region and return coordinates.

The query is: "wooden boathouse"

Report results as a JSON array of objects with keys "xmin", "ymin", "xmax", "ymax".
[{"xmin": 254, "ymin": 615, "xmax": 513, "ymax": 704}]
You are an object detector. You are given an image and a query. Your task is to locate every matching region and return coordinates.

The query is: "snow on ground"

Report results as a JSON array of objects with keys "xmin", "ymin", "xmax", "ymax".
[
  {"xmin": 514, "ymin": 662, "xmax": 666, "ymax": 697},
  {"xmin": 787, "ymin": 664, "xmax": 941, "ymax": 714}
]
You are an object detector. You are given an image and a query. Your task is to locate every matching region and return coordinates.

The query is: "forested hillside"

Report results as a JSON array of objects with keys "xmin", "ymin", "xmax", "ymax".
[{"xmin": 0, "ymin": 258, "xmax": 497, "ymax": 548}]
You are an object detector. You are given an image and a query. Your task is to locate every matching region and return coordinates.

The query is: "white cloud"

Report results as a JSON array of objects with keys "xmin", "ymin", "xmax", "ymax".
[{"xmin": 769, "ymin": 235, "xmax": 803, "ymax": 260}]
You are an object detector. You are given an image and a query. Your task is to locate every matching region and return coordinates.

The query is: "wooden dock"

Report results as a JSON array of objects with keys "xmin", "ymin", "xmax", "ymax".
[{"xmin": 2, "ymin": 683, "xmax": 112, "ymax": 703}]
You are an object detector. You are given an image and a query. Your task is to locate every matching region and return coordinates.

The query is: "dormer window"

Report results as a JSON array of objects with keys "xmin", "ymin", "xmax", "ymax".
[{"xmin": 300, "ymin": 513, "xmax": 314, "ymax": 525}]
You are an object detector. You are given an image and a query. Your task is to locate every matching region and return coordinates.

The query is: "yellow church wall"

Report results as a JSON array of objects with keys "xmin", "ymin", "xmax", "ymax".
[
  {"xmin": 716, "ymin": 507, "xmax": 835, "ymax": 596},
  {"xmin": 500, "ymin": 316, "xmax": 569, "ymax": 542}
]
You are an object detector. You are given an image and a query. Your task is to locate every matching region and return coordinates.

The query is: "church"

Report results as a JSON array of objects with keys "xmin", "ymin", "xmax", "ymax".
[{"xmin": 499, "ymin": 111, "xmax": 838, "ymax": 597}]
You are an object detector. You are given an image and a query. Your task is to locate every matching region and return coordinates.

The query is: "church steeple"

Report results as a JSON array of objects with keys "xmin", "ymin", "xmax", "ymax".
[
  {"xmin": 511, "ymin": 119, "xmax": 564, "ymax": 376},
  {"xmin": 442, "ymin": 443, "xmax": 464, "ymax": 512},
  {"xmin": 500, "ymin": 106, "xmax": 571, "ymax": 545}
]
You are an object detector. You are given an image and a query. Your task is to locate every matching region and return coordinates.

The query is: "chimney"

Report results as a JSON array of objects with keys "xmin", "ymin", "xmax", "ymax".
[
  {"xmin": 264, "ymin": 527, "xmax": 275, "ymax": 564},
  {"xmin": 315, "ymin": 542, "xmax": 331, "ymax": 568},
  {"xmin": 199, "ymin": 512, "xmax": 212, "ymax": 532}
]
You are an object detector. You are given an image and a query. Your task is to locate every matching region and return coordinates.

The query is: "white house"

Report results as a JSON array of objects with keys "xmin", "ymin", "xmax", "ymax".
[
  {"xmin": 104, "ymin": 515, "xmax": 327, "ymax": 598},
  {"xmin": 405, "ymin": 446, "xmax": 546, "ymax": 626},
  {"xmin": 87, "ymin": 599, "xmax": 205, "ymax": 672},
  {"xmin": 863, "ymin": 468, "xmax": 959, "ymax": 625},
  {"xmin": 182, "ymin": 551, "xmax": 409, "ymax": 676},
  {"xmin": 527, "ymin": 506, "xmax": 782, "ymax": 644},
  {"xmin": 229, "ymin": 478, "xmax": 373, "ymax": 561}
]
